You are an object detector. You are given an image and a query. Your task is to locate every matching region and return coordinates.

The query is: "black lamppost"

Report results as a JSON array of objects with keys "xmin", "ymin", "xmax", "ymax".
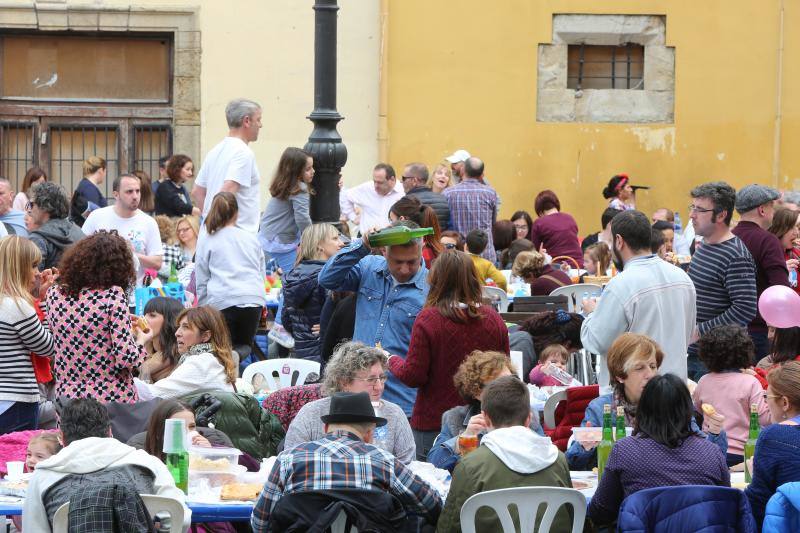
[{"xmin": 304, "ymin": 0, "xmax": 347, "ymax": 223}]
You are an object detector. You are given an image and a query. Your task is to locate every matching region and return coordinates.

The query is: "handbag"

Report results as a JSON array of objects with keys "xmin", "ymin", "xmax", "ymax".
[{"xmin": 30, "ymin": 300, "xmax": 53, "ymax": 384}]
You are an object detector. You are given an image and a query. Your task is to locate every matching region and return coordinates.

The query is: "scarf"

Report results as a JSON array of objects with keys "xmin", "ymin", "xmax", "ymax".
[
  {"xmin": 612, "ymin": 387, "xmax": 637, "ymax": 427},
  {"xmin": 177, "ymin": 342, "xmax": 213, "ymax": 365}
]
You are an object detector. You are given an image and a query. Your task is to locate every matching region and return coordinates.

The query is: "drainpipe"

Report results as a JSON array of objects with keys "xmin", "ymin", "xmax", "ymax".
[
  {"xmin": 377, "ymin": 0, "xmax": 389, "ymax": 162},
  {"xmin": 772, "ymin": 0, "xmax": 785, "ymax": 186}
]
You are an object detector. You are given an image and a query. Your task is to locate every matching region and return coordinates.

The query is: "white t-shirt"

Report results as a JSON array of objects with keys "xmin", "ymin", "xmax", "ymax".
[
  {"xmin": 82, "ymin": 206, "xmax": 163, "ymax": 285},
  {"xmin": 196, "ymin": 136, "xmax": 261, "ymax": 233}
]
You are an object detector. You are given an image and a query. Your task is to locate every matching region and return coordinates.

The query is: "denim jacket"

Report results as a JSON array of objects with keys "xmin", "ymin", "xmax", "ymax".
[
  {"xmin": 318, "ymin": 240, "xmax": 429, "ymax": 415},
  {"xmin": 566, "ymin": 393, "xmax": 728, "ymax": 470}
]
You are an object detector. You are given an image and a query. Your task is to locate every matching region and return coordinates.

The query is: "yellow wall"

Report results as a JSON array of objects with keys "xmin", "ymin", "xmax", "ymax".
[{"xmin": 385, "ymin": 0, "xmax": 795, "ymax": 233}]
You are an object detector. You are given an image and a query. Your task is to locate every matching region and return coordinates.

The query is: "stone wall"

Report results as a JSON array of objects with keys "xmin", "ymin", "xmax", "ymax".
[{"xmin": 537, "ymin": 14, "xmax": 675, "ymax": 123}]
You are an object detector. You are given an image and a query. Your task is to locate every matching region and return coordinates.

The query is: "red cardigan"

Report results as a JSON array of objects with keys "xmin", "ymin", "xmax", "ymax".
[{"xmin": 387, "ymin": 305, "xmax": 510, "ymax": 431}]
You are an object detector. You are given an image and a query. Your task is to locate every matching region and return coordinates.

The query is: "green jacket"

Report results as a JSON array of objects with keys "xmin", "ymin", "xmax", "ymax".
[
  {"xmin": 181, "ymin": 391, "xmax": 284, "ymax": 460},
  {"xmin": 436, "ymin": 444, "xmax": 573, "ymax": 533}
]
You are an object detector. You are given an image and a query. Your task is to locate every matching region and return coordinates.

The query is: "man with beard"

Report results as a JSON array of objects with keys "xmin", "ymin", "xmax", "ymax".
[
  {"xmin": 82, "ymin": 174, "xmax": 163, "ymax": 286},
  {"xmin": 580, "ymin": 210, "xmax": 696, "ymax": 386}
]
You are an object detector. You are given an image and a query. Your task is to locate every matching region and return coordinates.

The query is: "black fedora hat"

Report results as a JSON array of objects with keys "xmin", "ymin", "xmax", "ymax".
[{"xmin": 320, "ymin": 392, "xmax": 387, "ymax": 427}]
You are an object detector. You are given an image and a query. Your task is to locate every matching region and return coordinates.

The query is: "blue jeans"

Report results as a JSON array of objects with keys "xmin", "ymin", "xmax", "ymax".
[
  {"xmin": 0, "ymin": 401, "xmax": 39, "ymax": 434},
  {"xmin": 267, "ymin": 249, "xmax": 297, "ymax": 326}
]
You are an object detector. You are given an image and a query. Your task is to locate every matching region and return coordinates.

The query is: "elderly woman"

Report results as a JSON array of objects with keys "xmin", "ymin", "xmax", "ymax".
[
  {"xmin": 283, "ymin": 342, "xmax": 415, "ymax": 463},
  {"xmin": 745, "ymin": 361, "xmax": 800, "ymax": 527},
  {"xmin": 27, "ymin": 182, "xmax": 85, "ymax": 270},
  {"xmin": 567, "ymin": 333, "xmax": 728, "ymax": 470},
  {"xmin": 512, "ymin": 250, "xmax": 572, "ymax": 296},
  {"xmin": 427, "ymin": 350, "xmax": 544, "ymax": 472},
  {"xmin": 529, "ymin": 190, "xmax": 584, "ymax": 267},
  {"xmin": 588, "ymin": 374, "xmax": 730, "ymax": 526}
]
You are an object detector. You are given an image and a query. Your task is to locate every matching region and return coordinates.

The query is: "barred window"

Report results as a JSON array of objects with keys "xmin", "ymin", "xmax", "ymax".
[{"xmin": 567, "ymin": 44, "xmax": 644, "ymax": 90}]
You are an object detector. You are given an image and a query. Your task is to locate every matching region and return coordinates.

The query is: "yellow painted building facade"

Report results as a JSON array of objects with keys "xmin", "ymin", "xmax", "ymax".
[{"xmin": 383, "ymin": 0, "xmax": 799, "ymax": 232}]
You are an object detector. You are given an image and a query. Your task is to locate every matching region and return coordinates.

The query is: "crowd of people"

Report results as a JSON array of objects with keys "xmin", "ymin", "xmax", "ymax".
[{"xmin": 3, "ymin": 97, "xmax": 800, "ymax": 531}]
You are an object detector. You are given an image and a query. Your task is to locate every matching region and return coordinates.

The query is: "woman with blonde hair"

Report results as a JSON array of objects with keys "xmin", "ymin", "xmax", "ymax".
[
  {"xmin": 512, "ymin": 250, "xmax": 572, "ymax": 295},
  {"xmin": 195, "ymin": 192, "xmax": 265, "ymax": 349},
  {"xmin": 281, "ymin": 223, "xmax": 343, "ymax": 361},
  {"xmin": 70, "ymin": 155, "xmax": 107, "ymax": 226},
  {"xmin": 0, "ymin": 236, "xmax": 55, "ymax": 433},
  {"xmin": 175, "ymin": 215, "xmax": 199, "ymax": 263},
  {"xmin": 567, "ymin": 333, "xmax": 728, "ymax": 470},
  {"xmin": 427, "ymin": 163, "xmax": 452, "ymax": 194},
  {"xmin": 387, "ymin": 251, "xmax": 510, "ymax": 459},
  {"xmin": 135, "ymin": 306, "xmax": 237, "ymax": 399}
]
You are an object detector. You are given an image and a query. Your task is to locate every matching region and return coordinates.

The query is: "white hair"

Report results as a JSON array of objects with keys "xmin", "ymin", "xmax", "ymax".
[{"xmin": 225, "ymin": 98, "xmax": 261, "ymax": 128}]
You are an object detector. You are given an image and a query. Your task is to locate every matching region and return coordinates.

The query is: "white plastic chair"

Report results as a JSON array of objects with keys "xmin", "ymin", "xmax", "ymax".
[
  {"xmin": 543, "ymin": 388, "xmax": 568, "ymax": 429},
  {"xmin": 482, "ymin": 285, "xmax": 510, "ymax": 312},
  {"xmin": 242, "ymin": 358, "xmax": 321, "ymax": 391},
  {"xmin": 549, "ymin": 283, "xmax": 602, "ymax": 313},
  {"xmin": 53, "ymin": 494, "xmax": 185, "ymax": 533},
  {"xmin": 460, "ymin": 486, "xmax": 586, "ymax": 533}
]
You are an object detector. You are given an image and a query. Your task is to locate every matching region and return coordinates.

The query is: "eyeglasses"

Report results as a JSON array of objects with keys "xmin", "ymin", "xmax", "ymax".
[
  {"xmin": 443, "ymin": 243, "xmax": 457, "ymax": 249},
  {"xmin": 513, "ymin": 224, "xmax": 528, "ymax": 231},
  {"xmin": 688, "ymin": 205, "xmax": 715, "ymax": 214},
  {"xmin": 764, "ymin": 392, "xmax": 782, "ymax": 401},
  {"xmin": 353, "ymin": 374, "xmax": 388, "ymax": 386}
]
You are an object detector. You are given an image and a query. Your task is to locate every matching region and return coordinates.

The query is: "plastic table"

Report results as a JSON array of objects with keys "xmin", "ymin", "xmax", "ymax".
[{"xmin": 0, "ymin": 499, "xmax": 255, "ymax": 522}]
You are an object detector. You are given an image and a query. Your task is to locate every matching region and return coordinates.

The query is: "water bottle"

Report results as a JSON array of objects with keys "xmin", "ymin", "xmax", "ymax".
[
  {"xmin": 674, "ymin": 210, "xmax": 682, "ymax": 233},
  {"xmin": 581, "ymin": 291, "xmax": 590, "ymax": 314},
  {"xmin": 791, "ymin": 269, "xmax": 797, "ymax": 288},
  {"xmin": 371, "ymin": 401, "xmax": 389, "ymax": 451}
]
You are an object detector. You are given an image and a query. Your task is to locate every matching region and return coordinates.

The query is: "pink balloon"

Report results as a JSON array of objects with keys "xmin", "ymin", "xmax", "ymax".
[{"xmin": 758, "ymin": 285, "xmax": 800, "ymax": 329}]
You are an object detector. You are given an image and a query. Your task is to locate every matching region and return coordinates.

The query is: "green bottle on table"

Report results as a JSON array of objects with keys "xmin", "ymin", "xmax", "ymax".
[
  {"xmin": 744, "ymin": 403, "xmax": 760, "ymax": 483},
  {"xmin": 615, "ymin": 406, "xmax": 627, "ymax": 441},
  {"xmin": 163, "ymin": 418, "xmax": 189, "ymax": 494},
  {"xmin": 597, "ymin": 404, "xmax": 614, "ymax": 480},
  {"xmin": 367, "ymin": 226, "xmax": 433, "ymax": 247}
]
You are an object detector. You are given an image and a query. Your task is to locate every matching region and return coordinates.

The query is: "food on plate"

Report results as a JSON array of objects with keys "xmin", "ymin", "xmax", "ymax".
[
  {"xmin": 701, "ymin": 403, "xmax": 717, "ymax": 416},
  {"xmin": 190, "ymin": 455, "xmax": 231, "ymax": 471},
  {"xmin": 221, "ymin": 482, "xmax": 263, "ymax": 501},
  {"xmin": 571, "ymin": 479, "xmax": 593, "ymax": 490}
]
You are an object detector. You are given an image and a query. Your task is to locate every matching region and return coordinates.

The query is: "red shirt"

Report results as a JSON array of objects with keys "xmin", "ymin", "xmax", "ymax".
[
  {"xmin": 530, "ymin": 212, "xmax": 584, "ymax": 267},
  {"xmin": 530, "ymin": 264, "xmax": 573, "ymax": 296},
  {"xmin": 387, "ymin": 306, "xmax": 510, "ymax": 430}
]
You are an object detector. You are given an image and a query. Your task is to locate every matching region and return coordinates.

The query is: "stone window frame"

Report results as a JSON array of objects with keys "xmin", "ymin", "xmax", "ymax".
[
  {"xmin": 0, "ymin": 2, "xmax": 200, "ymax": 157},
  {"xmin": 537, "ymin": 14, "xmax": 675, "ymax": 123}
]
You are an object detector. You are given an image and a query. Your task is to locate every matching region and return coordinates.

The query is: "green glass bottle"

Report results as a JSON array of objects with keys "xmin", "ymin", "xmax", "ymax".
[
  {"xmin": 367, "ymin": 226, "xmax": 434, "ymax": 247},
  {"xmin": 168, "ymin": 261, "xmax": 179, "ymax": 284},
  {"xmin": 597, "ymin": 404, "xmax": 614, "ymax": 480},
  {"xmin": 744, "ymin": 403, "xmax": 760, "ymax": 483},
  {"xmin": 163, "ymin": 418, "xmax": 189, "ymax": 494},
  {"xmin": 615, "ymin": 406, "xmax": 626, "ymax": 441}
]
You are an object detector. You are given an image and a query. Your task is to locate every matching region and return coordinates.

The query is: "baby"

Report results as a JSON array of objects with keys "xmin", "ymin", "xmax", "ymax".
[{"xmin": 529, "ymin": 344, "xmax": 573, "ymax": 386}]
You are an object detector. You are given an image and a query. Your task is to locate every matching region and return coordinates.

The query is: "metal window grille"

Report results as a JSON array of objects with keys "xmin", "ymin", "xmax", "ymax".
[
  {"xmin": 567, "ymin": 44, "xmax": 644, "ymax": 90},
  {"xmin": 0, "ymin": 122, "xmax": 37, "ymax": 191},
  {"xmin": 49, "ymin": 125, "xmax": 119, "ymax": 200},
  {"xmin": 133, "ymin": 125, "xmax": 172, "ymax": 180}
]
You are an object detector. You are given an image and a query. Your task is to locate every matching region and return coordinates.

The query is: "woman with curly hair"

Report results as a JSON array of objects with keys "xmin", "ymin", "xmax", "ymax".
[
  {"xmin": 135, "ymin": 306, "xmax": 237, "ymax": 400},
  {"xmin": 284, "ymin": 341, "xmax": 414, "ymax": 463},
  {"xmin": 426, "ymin": 350, "xmax": 544, "ymax": 472},
  {"xmin": 154, "ymin": 154, "xmax": 200, "ymax": 218},
  {"xmin": 45, "ymin": 231, "xmax": 152, "ymax": 403},
  {"xmin": 512, "ymin": 250, "xmax": 572, "ymax": 296},
  {"xmin": 692, "ymin": 325, "xmax": 771, "ymax": 466},
  {"xmin": 0, "ymin": 237, "xmax": 55, "ymax": 433}
]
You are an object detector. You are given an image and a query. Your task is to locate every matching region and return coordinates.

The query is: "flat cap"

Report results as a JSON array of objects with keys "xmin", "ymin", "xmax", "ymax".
[{"xmin": 735, "ymin": 184, "xmax": 781, "ymax": 213}]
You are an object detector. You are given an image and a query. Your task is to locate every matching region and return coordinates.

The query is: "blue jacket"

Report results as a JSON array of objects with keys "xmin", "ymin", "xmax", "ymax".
[
  {"xmin": 318, "ymin": 240, "xmax": 428, "ymax": 416},
  {"xmin": 282, "ymin": 260, "xmax": 328, "ymax": 362},
  {"xmin": 566, "ymin": 393, "xmax": 728, "ymax": 470},
  {"xmin": 618, "ymin": 485, "xmax": 756, "ymax": 533},
  {"xmin": 763, "ymin": 482, "xmax": 800, "ymax": 533}
]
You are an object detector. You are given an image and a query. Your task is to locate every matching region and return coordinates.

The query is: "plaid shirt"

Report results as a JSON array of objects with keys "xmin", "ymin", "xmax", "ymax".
[
  {"xmin": 444, "ymin": 178, "xmax": 498, "ymax": 262},
  {"xmin": 250, "ymin": 431, "xmax": 442, "ymax": 531},
  {"xmin": 158, "ymin": 243, "xmax": 185, "ymax": 282}
]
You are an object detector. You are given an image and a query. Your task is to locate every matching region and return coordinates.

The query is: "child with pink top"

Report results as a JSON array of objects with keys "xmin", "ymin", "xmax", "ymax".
[
  {"xmin": 693, "ymin": 325, "xmax": 771, "ymax": 467},
  {"xmin": 529, "ymin": 344, "xmax": 574, "ymax": 386}
]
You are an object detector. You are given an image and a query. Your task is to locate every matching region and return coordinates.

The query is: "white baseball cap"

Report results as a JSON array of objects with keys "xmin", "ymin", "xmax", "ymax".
[{"xmin": 445, "ymin": 149, "xmax": 471, "ymax": 164}]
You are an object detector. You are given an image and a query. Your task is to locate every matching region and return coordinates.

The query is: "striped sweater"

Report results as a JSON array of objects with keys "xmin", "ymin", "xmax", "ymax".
[
  {"xmin": 687, "ymin": 236, "xmax": 757, "ymax": 346},
  {"xmin": 0, "ymin": 296, "xmax": 54, "ymax": 403}
]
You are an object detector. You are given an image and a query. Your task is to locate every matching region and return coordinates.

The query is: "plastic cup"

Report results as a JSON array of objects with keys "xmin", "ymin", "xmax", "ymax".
[
  {"xmin": 6, "ymin": 461, "xmax": 24, "ymax": 480},
  {"xmin": 458, "ymin": 433, "xmax": 479, "ymax": 455},
  {"xmin": 163, "ymin": 418, "xmax": 188, "ymax": 454}
]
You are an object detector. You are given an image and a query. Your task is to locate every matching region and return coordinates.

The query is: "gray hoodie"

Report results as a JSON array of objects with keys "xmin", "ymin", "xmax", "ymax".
[{"xmin": 29, "ymin": 218, "xmax": 85, "ymax": 269}]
